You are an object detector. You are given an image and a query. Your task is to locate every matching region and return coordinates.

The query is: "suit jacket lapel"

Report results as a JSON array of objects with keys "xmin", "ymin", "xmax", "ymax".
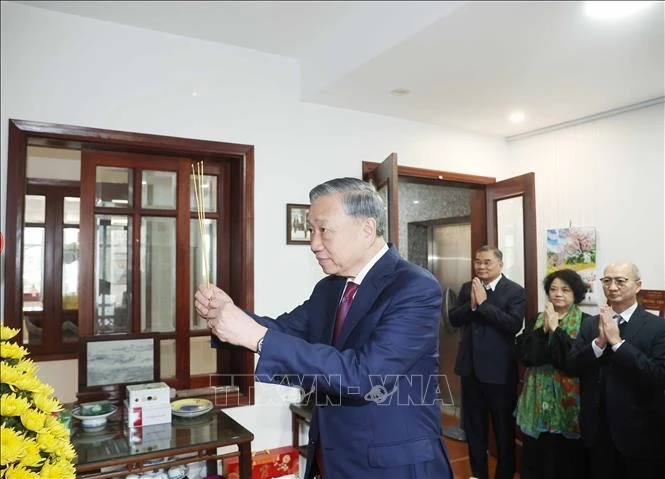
[
  {"xmin": 334, "ymin": 246, "xmax": 399, "ymax": 346},
  {"xmin": 493, "ymin": 275, "xmax": 506, "ymax": 292},
  {"xmin": 621, "ymin": 305, "xmax": 648, "ymax": 341},
  {"xmin": 483, "ymin": 274, "xmax": 505, "ymax": 304}
]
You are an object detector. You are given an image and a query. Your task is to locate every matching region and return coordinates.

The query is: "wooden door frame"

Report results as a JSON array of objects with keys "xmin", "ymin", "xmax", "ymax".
[
  {"xmin": 363, "ymin": 162, "xmax": 496, "ymax": 187},
  {"xmin": 363, "ymin": 160, "xmax": 496, "ymax": 255}
]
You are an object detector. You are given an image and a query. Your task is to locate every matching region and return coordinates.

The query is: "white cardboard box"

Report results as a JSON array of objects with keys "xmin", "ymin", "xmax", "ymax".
[
  {"xmin": 124, "ymin": 399, "xmax": 171, "ymax": 427},
  {"xmin": 126, "ymin": 382, "xmax": 171, "ymax": 407}
]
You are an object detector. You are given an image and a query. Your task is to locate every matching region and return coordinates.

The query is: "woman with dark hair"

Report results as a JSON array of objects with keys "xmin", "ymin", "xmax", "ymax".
[{"xmin": 515, "ymin": 269, "xmax": 590, "ymax": 479}]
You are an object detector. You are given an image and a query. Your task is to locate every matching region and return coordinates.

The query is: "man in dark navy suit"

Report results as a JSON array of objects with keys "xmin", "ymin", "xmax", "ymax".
[
  {"xmin": 195, "ymin": 177, "xmax": 453, "ymax": 479},
  {"xmin": 449, "ymin": 245, "xmax": 526, "ymax": 479},
  {"xmin": 567, "ymin": 262, "xmax": 665, "ymax": 479}
]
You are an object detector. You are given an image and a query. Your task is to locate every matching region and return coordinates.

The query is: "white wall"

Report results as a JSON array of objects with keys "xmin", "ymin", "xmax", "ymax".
[
  {"xmin": 1, "ymin": 1, "xmax": 663, "ymax": 454},
  {"xmin": 506, "ymin": 104, "xmax": 665, "ymax": 308}
]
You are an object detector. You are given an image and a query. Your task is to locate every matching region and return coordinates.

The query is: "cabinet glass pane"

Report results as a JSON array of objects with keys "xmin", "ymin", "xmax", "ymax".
[
  {"xmin": 142, "ymin": 171, "xmax": 177, "ymax": 209},
  {"xmin": 95, "ymin": 215, "xmax": 132, "ymax": 335},
  {"xmin": 141, "ymin": 217, "xmax": 176, "ymax": 333},
  {"xmin": 62, "ymin": 228, "xmax": 79, "ymax": 310},
  {"xmin": 25, "ymin": 195, "xmax": 45, "ymax": 223},
  {"xmin": 190, "ymin": 218, "xmax": 217, "ymax": 330},
  {"xmin": 63, "ymin": 197, "xmax": 80, "ymax": 224},
  {"xmin": 160, "ymin": 339, "xmax": 176, "ymax": 380},
  {"xmin": 189, "ymin": 174, "xmax": 217, "ymax": 213},
  {"xmin": 23, "ymin": 316, "xmax": 43, "ymax": 345},
  {"xmin": 23, "ymin": 227, "xmax": 44, "ymax": 312},
  {"xmin": 61, "ymin": 313, "xmax": 80, "ymax": 344},
  {"xmin": 190, "ymin": 336, "xmax": 217, "ymax": 375},
  {"xmin": 496, "ymin": 196, "xmax": 525, "ymax": 287},
  {"xmin": 96, "ymin": 167, "xmax": 133, "ymax": 207}
]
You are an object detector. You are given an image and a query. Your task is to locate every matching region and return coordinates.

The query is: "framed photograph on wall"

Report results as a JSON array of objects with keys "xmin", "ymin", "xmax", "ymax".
[
  {"xmin": 78, "ymin": 333, "xmax": 160, "ymax": 392},
  {"xmin": 286, "ymin": 203, "xmax": 310, "ymax": 245}
]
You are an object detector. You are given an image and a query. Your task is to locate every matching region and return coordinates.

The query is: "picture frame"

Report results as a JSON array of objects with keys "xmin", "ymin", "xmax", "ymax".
[
  {"xmin": 286, "ymin": 203, "xmax": 310, "ymax": 245},
  {"xmin": 637, "ymin": 289, "xmax": 665, "ymax": 318},
  {"xmin": 546, "ymin": 226, "xmax": 598, "ymax": 305},
  {"xmin": 78, "ymin": 333, "xmax": 160, "ymax": 392}
]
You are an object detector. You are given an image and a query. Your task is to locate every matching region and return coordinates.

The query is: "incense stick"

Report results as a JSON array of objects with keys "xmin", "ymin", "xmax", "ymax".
[{"xmin": 192, "ymin": 161, "xmax": 209, "ymax": 287}]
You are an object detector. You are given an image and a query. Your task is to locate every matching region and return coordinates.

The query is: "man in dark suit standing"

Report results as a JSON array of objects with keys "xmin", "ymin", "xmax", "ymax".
[
  {"xmin": 194, "ymin": 177, "xmax": 453, "ymax": 479},
  {"xmin": 449, "ymin": 245, "xmax": 526, "ymax": 479},
  {"xmin": 567, "ymin": 262, "xmax": 665, "ymax": 479}
]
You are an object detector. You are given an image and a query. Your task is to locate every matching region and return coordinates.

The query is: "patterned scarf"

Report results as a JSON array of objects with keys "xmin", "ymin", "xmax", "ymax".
[{"xmin": 515, "ymin": 305, "xmax": 583, "ymax": 439}]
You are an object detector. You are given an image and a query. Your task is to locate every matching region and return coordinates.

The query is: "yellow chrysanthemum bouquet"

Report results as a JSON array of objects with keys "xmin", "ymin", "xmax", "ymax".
[{"xmin": 1, "ymin": 326, "xmax": 76, "ymax": 478}]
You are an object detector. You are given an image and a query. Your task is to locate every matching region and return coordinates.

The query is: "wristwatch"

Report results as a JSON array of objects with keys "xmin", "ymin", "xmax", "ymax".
[{"xmin": 256, "ymin": 336, "xmax": 265, "ymax": 355}]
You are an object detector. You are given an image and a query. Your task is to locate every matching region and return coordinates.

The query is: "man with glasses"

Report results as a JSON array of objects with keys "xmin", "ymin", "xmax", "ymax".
[
  {"xmin": 567, "ymin": 261, "xmax": 665, "ymax": 479},
  {"xmin": 449, "ymin": 245, "xmax": 526, "ymax": 479}
]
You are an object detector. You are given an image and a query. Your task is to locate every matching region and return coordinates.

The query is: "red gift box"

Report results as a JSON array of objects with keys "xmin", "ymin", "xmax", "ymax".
[{"xmin": 226, "ymin": 446, "xmax": 299, "ymax": 479}]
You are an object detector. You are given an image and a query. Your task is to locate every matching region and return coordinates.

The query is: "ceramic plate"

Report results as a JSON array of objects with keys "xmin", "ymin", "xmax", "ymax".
[{"xmin": 170, "ymin": 398, "xmax": 213, "ymax": 418}]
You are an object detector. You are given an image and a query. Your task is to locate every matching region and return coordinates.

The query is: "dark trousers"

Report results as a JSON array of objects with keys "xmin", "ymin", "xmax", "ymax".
[
  {"xmin": 588, "ymin": 415, "xmax": 665, "ymax": 479},
  {"xmin": 461, "ymin": 375, "xmax": 516, "ymax": 479},
  {"xmin": 521, "ymin": 432, "xmax": 588, "ymax": 479}
]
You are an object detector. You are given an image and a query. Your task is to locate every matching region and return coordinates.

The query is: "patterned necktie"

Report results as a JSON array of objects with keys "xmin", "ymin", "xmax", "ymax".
[
  {"xmin": 333, "ymin": 282, "xmax": 359, "ymax": 342},
  {"xmin": 614, "ymin": 313, "xmax": 627, "ymax": 335}
]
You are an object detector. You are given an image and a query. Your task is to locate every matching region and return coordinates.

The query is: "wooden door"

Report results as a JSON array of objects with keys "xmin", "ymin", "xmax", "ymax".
[
  {"xmin": 471, "ymin": 172, "xmax": 537, "ymax": 320},
  {"xmin": 363, "ymin": 153, "xmax": 399, "ymax": 247}
]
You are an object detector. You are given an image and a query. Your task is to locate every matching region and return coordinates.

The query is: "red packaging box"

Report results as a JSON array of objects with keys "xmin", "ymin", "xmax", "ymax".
[{"xmin": 226, "ymin": 446, "xmax": 299, "ymax": 479}]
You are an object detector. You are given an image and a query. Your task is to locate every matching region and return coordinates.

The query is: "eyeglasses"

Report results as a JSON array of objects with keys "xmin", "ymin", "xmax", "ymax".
[
  {"xmin": 473, "ymin": 260, "xmax": 497, "ymax": 267},
  {"xmin": 599, "ymin": 276, "xmax": 634, "ymax": 288}
]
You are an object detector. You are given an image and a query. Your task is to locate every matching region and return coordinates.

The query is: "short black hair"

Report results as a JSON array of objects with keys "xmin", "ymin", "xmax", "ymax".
[{"xmin": 543, "ymin": 269, "xmax": 588, "ymax": 305}]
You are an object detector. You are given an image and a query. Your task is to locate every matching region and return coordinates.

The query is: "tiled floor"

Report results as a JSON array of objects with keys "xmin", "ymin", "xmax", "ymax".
[{"xmin": 442, "ymin": 414, "xmax": 519, "ymax": 479}]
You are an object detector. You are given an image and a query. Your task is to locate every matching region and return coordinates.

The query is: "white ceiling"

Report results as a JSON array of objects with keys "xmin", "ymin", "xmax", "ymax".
[{"xmin": 14, "ymin": 1, "xmax": 665, "ymax": 138}]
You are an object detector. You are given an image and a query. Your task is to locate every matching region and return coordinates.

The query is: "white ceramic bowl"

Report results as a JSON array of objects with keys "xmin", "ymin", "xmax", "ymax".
[{"xmin": 71, "ymin": 404, "xmax": 118, "ymax": 428}]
